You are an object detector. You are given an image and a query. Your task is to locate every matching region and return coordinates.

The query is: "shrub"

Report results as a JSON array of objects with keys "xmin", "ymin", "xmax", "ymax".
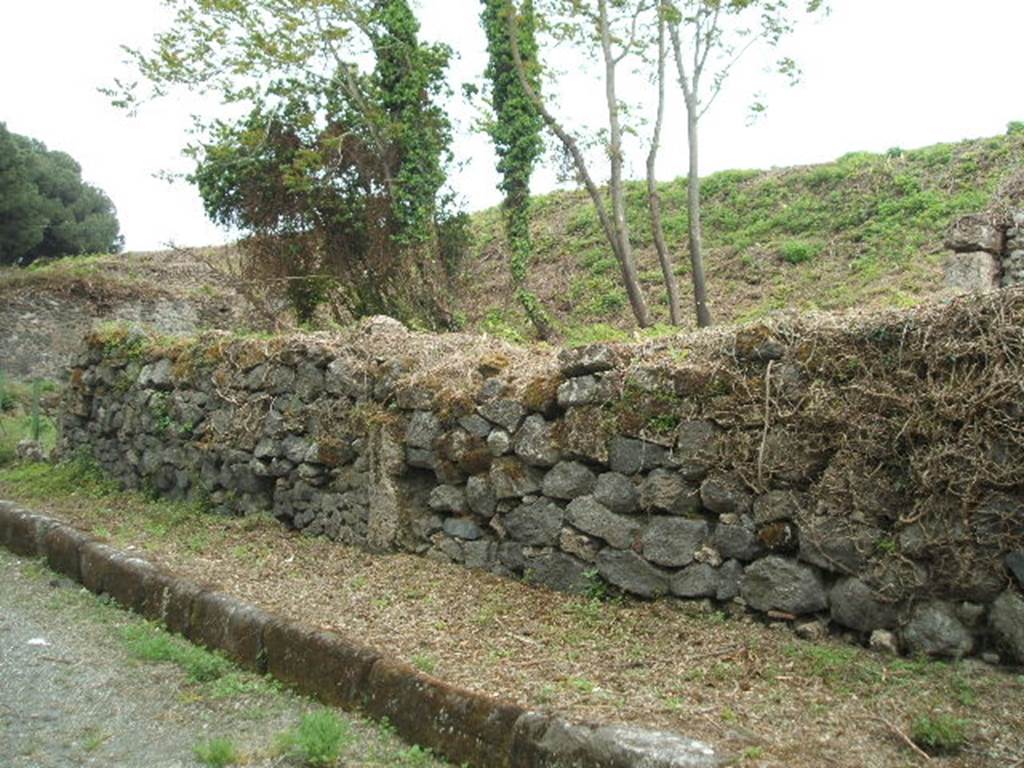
[
  {"xmin": 911, "ymin": 713, "xmax": 967, "ymax": 755},
  {"xmin": 1008, "ymin": 121, "xmax": 1024, "ymax": 136},
  {"xmin": 778, "ymin": 240, "xmax": 820, "ymax": 265}
]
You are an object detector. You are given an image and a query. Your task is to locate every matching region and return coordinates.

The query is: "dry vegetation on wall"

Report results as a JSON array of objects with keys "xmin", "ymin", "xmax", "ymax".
[{"xmin": 78, "ymin": 289, "xmax": 1024, "ymax": 610}]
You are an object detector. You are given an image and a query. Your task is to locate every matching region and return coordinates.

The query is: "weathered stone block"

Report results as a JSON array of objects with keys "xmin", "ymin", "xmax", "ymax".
[
  {"xmin": 596, "ymin": 549, "xmax": 668, "ymax": 599},
  {"xmin": 504, "ymin": 499, "xmax": 564, "ymax": 546},
  {"xmin": 945, "ymin": 213, "xmax": 1004, "ymax": 254},
  {"xmin": 990, "ymin": 590, "xmax": 1024, "ymax": 665},
  {"xmin": 524, "ymin": 552, "xmax": 590, "ymax": 595},
  {"xmin": 641, "ymin": 470, "xmax": 700, "ymax": 515},
  {"xmin": 478, "ymin": 399, "xmax": 527, "ymax": 433},
  {"xmin": 609, "ymin": 437, "xmax": 667, "ymax": 475},
  {"xmin": 490, "ymin": 457, "xmax": 544, "ymax": 499},
  {"xmin": 740, "ymin": 556, "xmax": 827, "ymax": 615},
  {"xmin": 902, "ymin": 601, "xmax": 974, "ymax": 659},
  {"xmin": 566, "ymin": 496, "xmax": 641, "ymax": 550},
  {"xmin": 592, "ymin": 472, "xmax": 638, "ymax": 514},
  {"xmin": 542, "ymin": 461, "xmax": 597, "ymax": 500},
  {"xmin": 944, "ymin": 251, "xmax": 1000, "ymax": 293},
  {"xmin": 264, "ymin": 620, "xmax": 379, "ymax": 707},
  {"xmin": 670, "ymin": 563, "xmax": 719, "ymax": 599},
  {"xmin": 364, "ymin": 657, "xmax": 525, "ymax": 768},
  {"xmin": 641, "ymin": 518, "xmax": 707, "ymax": 568},
  {"xmin": 829, "ymin": 577, "xmax": 900, "ymax": 633},
  {"xmin": 513, "ymin": 415, "xmax": 562, "ymax": 468}
]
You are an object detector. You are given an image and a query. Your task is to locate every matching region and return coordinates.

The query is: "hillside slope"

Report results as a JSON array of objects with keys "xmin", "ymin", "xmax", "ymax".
[{"xmin": 460, "ymin": 130, "xmax": 1024, "ymax": 342}]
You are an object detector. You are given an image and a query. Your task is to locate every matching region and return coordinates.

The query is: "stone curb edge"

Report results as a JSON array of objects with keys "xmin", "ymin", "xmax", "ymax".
[{"xmin": 0, "ymin": 501, "xmax": 721, "ymax": 768}]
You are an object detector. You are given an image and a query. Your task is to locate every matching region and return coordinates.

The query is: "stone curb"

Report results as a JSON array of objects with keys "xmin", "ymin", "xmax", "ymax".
[{"xmin": 0, "ymin": 500, "xmax": 722, "ymax": 768}]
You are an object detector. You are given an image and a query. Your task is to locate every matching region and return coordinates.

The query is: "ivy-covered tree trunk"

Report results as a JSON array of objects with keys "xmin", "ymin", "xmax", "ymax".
[{"xmin": 481, "ymin": 0, "xmax": 552, "ymax": 339}]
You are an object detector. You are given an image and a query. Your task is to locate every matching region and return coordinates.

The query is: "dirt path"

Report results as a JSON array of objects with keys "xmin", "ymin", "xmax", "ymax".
[{"xmin": 0, "ymin": 549, "xmax": 447, "ymax": 768}]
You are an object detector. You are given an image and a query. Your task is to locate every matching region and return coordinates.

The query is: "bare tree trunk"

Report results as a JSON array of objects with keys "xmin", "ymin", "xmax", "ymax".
[
  {"xmin": 598, "ymin": 0, "xmax": 650, "ymax": 327},
  {"xmin": 646, "ymin": 9, "xmax": 683, "ymax": 325},
  {"xmin": 685, "ymin": 96, "xmax": 712, "ymax": 328},
  {"xmin": 506, "ymin": 0, "xmax": 650, "ymax": 328}
]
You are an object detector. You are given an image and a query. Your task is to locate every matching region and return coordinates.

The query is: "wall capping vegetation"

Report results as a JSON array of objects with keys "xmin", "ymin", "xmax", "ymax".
[
  {"xmin": 0, "ymin": 500, "xmax": 722, "ymax": 768},
  {"xmin": 58, "ymin": 295, "xmax": 1024, "ymax": 666}
]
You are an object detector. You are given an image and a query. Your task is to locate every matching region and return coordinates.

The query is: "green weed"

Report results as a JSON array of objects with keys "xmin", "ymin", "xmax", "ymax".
[
  {"xmin": 910, "ymin": 713, "xmax": 968, "ymax": 755},
  {"xmin": 119, "ymin": 622, "xmax": 231, "ymax": 683},
  {"xmin": 193, "ymin": 737, "xmax": 241, "ymax": 767},
  {"xmin": 277, "ymin": 710, "xmax": 352, "ymax": 767}
]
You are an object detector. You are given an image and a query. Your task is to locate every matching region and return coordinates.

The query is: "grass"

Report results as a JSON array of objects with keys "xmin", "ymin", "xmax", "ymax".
[
  {"xmin": 910, "ymin": 713, "xmax": 968, "ymax": 755},
  {"xmin": 120, "ymin": 622, "xmax": 233, "ymax": 683},
  {"xmin": 193, "ymin": 737, "xmax": 242, "ymax": 767},
  {"xmin": 276, "ymin": 711, "xmax": 353, "ymax": 767},
  {"xmin": 462, "ymin": 130, "xmax": 1024, "ymax": 340}
]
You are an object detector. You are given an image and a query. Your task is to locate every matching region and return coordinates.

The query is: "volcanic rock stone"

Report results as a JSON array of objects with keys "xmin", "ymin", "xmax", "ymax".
[
  {"xmin": 542, "ymin": 461, "xmax": 597, "ymax": 500},
  {"xmin": 428, "ymin": 484, "xmax": 467, "ymax": 514},
  {"xmin": 465, "ymin": 475, "xmax": 497, "ymax": 518},
  {"xmin": 989, "ymin": 590, "xmax": 1024, "ymax": 665},
  {"xmin": 503, "ymin": 499, "xmax": 564, "ymax": 546},
  {"xmin": 902, "ymin": 602, "xmax": 974, "ymax": 659},
  {"xmin": 596, "ymin": 549, "xmax": 669, "ymax": 599},
  {"xmin": 489, "ymin": 457, "xmax": 543, "ymax": 499},
  {"xmin": 700, "ymin": 476, "xmax": 752, "ymax": 516},
  {"xmin": 513, "ymin": 415, "xmax": 562, "ymax": 468},
  {"xmin": 405, "ymin": 411, "xmax": 440, "ymax": 449},
  {"xmin": 641, "ymin": 470, "xmax": 700, "ymax": 515},
  {"xmin": 710, "ymin": 524, "xmax": 764, "ymax": 562},
  {"xmin": 442, "ymin": 517, "xmax": 482, "ymax": 541},
  {"xmin": 478, "ymin": 399, "xmax": 526, "ymax": 432},
  {"xmin": 566, "ymin": 497, "xmax": 641, "ymax": 550},
  {"xmin": 740, "ymin": 557, "xmax": 827, "ymax": 615},
  {"xmin": 670, "ymin": 563, "xmax": 720, "ymax": 598},
  {"xmin": 524, "ymin": 551, "xmax": 590, "ymax": 595},
  {"xmin": 593, "ymin": 472, "xmax": 639, "ymax": 514},
  {"xmin": 641, "ymin": 518, "xmax": 708, "ymax": 568},
  {"xmin": 608, "ymin": 437, "xmax": 667, "ymax": 475},
  {"xmin": 829, "ymin": 577, "xmax": 900, "ymax": 633}
]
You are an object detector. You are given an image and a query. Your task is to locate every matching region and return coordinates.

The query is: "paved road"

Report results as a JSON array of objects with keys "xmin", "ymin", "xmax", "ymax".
[{"xmin": 0, "ymin": 549, "xmax": 446, "ymax": 768}]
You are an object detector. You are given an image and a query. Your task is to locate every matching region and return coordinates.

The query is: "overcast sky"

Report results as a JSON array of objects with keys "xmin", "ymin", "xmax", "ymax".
[{"xmin": 2, "ymin": 1, "xmax": 1023, "ymax": 252}]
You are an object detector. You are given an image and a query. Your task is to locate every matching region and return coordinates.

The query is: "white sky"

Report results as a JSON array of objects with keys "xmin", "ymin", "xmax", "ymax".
[{"xmin": 2, "ymin": 1, "xmax": 1023, "ymax": 252}]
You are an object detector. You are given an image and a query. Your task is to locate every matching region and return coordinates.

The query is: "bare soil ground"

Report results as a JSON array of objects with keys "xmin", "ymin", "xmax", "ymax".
[{"xmin": 1, "ymin": 478, "xmax": 1021, "ymax": 768}]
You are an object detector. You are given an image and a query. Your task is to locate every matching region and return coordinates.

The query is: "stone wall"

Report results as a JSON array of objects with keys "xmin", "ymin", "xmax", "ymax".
[
  {"xmin": 59, "ymin": 302, "xmax": 1024, "ymax": 666},
  {"xmin": 944, "ymin": 209, "xmax": 1024, "ymax": 292}
]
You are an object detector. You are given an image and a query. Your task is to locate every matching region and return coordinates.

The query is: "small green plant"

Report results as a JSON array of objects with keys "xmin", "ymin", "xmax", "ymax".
[
  {"xmin": 193, "ymin": 737, "xmax": 241, "ymax": 767},
  {"xmin": 277, "ymin": 710, "xmax": 352, "ymax": 767},
  {"xmin": 81, "ymin": 727, "xmax": 109, "ymax": 753},
  {"xmin": 1008, "ymin": 120, "xmax": 1024, "ymax": 136},
  {"xmin": 739, "ymin": 745, "xmax": 764, "ymax": 761},
  {"xmin": 120, "ymin": 623, "xmax": 231, "ymax": 682},
  {"xmin": 412, "ymin": 653, "xmax": 437, "ymax": 675},
  {"xmin": 582, "ymin": 569, "xmax": 609, "ymax": 601},
  {"xmin": 778, "ymin": 240, "xmax": 819, "ymax": 265},
  {"xmin": 910, "ymin": 713, "xmax": 967, "ymax": 755}
]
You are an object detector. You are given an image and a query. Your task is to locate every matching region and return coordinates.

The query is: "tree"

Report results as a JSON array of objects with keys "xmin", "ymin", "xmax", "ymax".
[
  {"xmin": 661, "ymin": 0, "xmax": 826, "ymax": 327},
  {"xmin": 480, "ymin": 0, "xmax": 552, "ymax": 338},
  {"xmin": 113, "ymin": 0, "xmax": 461, "ymax": 328},
  {"xmin": 506, "ymin": 0, "xmax": 653, "ymax": 328},
  {"xmin": 0, "ymin": 123, "xmax": 122, "ymax": 266}
]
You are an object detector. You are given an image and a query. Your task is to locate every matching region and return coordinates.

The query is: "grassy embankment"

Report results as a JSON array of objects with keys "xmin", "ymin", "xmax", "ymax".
[{"xmin": 462, "ymin": 130, "xmax": 1024, "ymax": 343}]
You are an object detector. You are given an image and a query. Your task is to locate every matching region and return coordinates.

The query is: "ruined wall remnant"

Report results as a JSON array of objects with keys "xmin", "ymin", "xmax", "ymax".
[
  {"xmin": 944, "ymin": 209, "xmax": 1024, "ymax": 292},
  {"xmin": 59, "ymin": 297, "xmax": 1024, "ymax": 665}
]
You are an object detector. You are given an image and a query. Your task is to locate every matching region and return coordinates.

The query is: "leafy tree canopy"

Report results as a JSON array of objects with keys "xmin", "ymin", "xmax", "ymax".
[
  {"xmin": 113, "ymin": 0, "xmax": 462, "ymax": 328},
  {"xmin": 0, "ymin": 123, "xmax": 123, "ymax": 266}
]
